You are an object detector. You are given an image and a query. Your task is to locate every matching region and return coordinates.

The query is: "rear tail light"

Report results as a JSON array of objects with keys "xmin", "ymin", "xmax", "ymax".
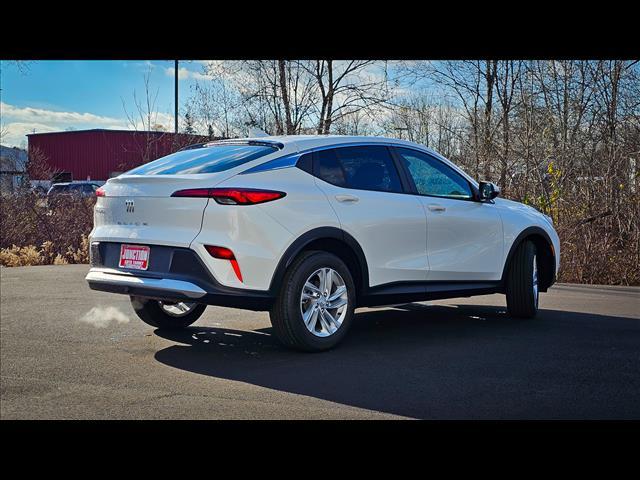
[
  {"xmin": 171, "ymin": 187, "xmax": 286, "ymax": 205},
  {"xmin": 95, "ymin": 187, "xmax": 105, "ymax": 197},
  {"xmin": 204, "ymin": 245, "xmax": 243, "ymax": 282}
]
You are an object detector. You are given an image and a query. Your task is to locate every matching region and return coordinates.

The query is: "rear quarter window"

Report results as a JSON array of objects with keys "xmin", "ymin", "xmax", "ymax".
[
  {"xmin": 125, "ymin": 145, "xmax": 276, "ymax": 175},
  {"xmin": 315, "ymin": 146, "xmax": 403, "ymax": 193}
]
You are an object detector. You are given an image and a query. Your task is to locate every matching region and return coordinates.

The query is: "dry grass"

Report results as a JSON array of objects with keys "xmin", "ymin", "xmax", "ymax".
[
  {"xmin": 0, "ymin": 236, "xmax": 89, "ymax": 267},
  {"xmin": 0, "ymin": 245, "xmax": 42, "ymax": 267}
]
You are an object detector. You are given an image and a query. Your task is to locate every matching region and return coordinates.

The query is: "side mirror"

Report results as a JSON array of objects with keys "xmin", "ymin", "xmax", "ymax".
[{"xmin": 478, "ymin": 181, "xmax": 500, "ymax": 201}]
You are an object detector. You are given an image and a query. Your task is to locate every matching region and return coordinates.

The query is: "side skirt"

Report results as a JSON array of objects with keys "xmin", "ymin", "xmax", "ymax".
[{"xmin": 358, "ymin": 281, "xmax": 501, "ymax": 308}]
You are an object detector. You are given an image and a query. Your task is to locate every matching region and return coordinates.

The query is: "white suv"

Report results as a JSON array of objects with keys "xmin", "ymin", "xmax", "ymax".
[{"xmin": 86, "ymin": 136, "xmax": 560, "ymax": 351}]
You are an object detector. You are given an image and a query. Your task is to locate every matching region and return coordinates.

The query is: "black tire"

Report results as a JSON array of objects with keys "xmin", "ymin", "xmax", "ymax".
[
  {"xmin": 269, "ymin": 250, "xmax": 356, "ymax": 352},
  {"xmin": 130, "ymin": 296, "xmax": 206, "ymax": 329},
  {"xmin": 505, "ymin": 240, "xmax": 539, "ymax": 318}
]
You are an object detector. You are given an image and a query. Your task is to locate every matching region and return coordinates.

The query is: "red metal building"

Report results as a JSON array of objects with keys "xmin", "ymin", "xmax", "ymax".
[{"xmin": 27, "ymin": 129, "xmax": 210, "ymax": 181}]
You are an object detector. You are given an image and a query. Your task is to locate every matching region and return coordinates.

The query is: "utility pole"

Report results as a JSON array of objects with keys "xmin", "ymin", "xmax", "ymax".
[{"xmin": 174, "ymin": 60, "xmax": 179, "ymax": 133}]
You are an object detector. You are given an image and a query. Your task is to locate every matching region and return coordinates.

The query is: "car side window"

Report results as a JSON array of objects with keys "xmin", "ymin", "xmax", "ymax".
[
  {"xmin": 315, "ymin": 146, "xmax": 403, "ymax": 193},
  {"xmin": 395, "ymin": 148, "xmax": 473, "ymax": 200},
  {"xmin": 316, "ymin": 149, "xmax": 347, "ymax": 186}
]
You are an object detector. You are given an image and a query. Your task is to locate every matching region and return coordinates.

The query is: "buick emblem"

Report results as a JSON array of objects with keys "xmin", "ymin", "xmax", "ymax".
[{"xmin": 125, "ymin": 199, "xmax": 135, "ymax": 213}]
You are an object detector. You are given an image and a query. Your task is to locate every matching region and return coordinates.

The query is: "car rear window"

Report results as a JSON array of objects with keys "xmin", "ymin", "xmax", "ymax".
[{"xmin": 125, "ymin": 145, "xmax": 276, "ymax": 175}]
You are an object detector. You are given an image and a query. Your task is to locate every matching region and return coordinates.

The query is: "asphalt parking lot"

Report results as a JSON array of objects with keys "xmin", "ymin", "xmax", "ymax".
[{"xmin": 1, "ymin": 264, "xmax": 639, "ymax": 419}]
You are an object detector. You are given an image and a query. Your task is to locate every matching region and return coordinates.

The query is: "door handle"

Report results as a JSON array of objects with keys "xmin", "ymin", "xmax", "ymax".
[
  {"xmin": 427, "ymin": 204, "xmax": 446, "ymax": 212},
  {"xmin": 335, "ymin": 194, "xmax": 359, "ymax": 203}
]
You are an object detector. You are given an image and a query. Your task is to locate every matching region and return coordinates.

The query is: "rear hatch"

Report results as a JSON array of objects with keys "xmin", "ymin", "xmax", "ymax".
[
  {"xmin": 93, "ymin": 176, "xmax": 215, "ymax": 248},
  {"xmin": 91, "ymin": 141, "xmax": 291, "ymax": 248}
]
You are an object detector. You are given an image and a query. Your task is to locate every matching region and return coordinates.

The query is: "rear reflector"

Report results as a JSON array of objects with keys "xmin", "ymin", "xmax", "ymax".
[
  {"xmin": 171, "ymin": 187, "xmax": 285, "ymax": 205},
  {"xmin": 205, "ymin": 245, "xmax": 235, "ymax": 260},
  {"xmin": 204, "ymin": 245, "xmax": 243, "ymax": 282}
]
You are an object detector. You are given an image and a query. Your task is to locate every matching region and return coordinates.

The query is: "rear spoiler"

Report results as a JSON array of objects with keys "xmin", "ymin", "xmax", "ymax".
[
  {"xmin": 179, "ymin": 143, "xmax": 208, "ymax": 151},
  {"xmin": 207, "ymin": 139, "xmax": 285, "ymax": 150},
  {"xmin": 178, "ymin": 139, "xmax": 284, "ymax": 152}
]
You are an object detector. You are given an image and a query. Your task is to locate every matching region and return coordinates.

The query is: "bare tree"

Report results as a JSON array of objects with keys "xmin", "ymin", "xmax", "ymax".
[
  {"xmin": 304, "ymin": 60, "xmax": 392, "ymax": 134},
  {"xmin": 494, "ymin": 60, "xmax": 523, "ymax": 193},
  {"xmin": 190, "ymin": 60, "xmax": 391, "ymax": 137},
  {"xmin": 187, "ymin": 75, "xmax": 240, "ymax": 138},
  {"xmin": 400, "ymin": 60, "xmax": 503, "ymax": 179},
  {"xmin": 393, "ymin": 59, "xmax": 640, "ymax": 285},
  {"xmin": 120, "ymin": 65, "xmax": 170, "ymax": 166}
]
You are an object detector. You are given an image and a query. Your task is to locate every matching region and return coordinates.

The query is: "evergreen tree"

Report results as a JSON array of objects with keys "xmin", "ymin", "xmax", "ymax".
[{"xmin": 183, "ymin": 112, "xmax": 196, "ymax": 135}]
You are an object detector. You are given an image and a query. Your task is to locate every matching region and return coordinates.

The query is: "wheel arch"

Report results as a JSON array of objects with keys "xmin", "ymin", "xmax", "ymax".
[
  {"xmin": 501, "ymin": 226, "xmax": 556, "ymax": 292},
  {"xmin": 268, "ymin": 227, "xmax": 369, "ymax": 298}
]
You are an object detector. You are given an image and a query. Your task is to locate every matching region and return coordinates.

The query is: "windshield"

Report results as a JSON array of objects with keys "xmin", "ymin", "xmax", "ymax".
[{"xmin": 124, "ymin": 145, "xmax": 276, "ymax": 175}]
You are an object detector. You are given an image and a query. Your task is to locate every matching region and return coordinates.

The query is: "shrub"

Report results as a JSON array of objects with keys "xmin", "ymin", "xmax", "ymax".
[
  {"xmin": 1, "ymin": 192, "xmax": 94, "ymax": 267},
  {"xmin": 0, "ymin": 185, "xmax": 638, "ymax": 285}
]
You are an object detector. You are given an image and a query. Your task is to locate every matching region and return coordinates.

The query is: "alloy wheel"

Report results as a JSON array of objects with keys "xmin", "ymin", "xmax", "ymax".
[{"xmin": 299, "ymin": 267, "xmax": 349, "ymax": 337}]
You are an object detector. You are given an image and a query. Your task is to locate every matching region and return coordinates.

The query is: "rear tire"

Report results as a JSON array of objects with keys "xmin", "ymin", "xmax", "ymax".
[
  {"xmin": 130, "ymin": 296, "xmax": 206, "ymax": 329},
  {"xmin": 269, "ymin": 251, "xmax": 356, "ymax": 352},
  {"xmin": 505, "ymin": 240, "xmax": 539, "ymax": 318}
]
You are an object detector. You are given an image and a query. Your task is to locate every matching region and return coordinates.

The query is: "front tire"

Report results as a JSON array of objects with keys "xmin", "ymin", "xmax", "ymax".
[
  {"xmin": 269, "ymin": 251, "xmax": 356, "ymax": 352},
  {"xmin": 130, "ymin": 296, "xmax": 206, "ymax": 329},
  {"xmin": 505, "ymin": 240, "xmax": 539, "ymax": 318}
]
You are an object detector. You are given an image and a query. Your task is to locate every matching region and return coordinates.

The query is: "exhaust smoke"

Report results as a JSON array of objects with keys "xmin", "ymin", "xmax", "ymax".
[{"xmin": 80, "ymin": 306, "xmax": 130, "ymax": 328}]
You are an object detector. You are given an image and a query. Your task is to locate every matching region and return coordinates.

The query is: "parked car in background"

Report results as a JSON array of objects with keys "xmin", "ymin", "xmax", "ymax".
[
  {"xmin": 47, "ymin": 181, "xmax": 103, "ymax": 198},
  {"xmin": 86, "ymin": 136, "xmax": 560, "ymax": 351}
]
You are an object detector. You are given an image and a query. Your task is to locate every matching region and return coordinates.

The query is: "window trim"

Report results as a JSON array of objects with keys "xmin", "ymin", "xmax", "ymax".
[
  {"xmin": 311, "ymin": 145, "xmax": 409, "ymax": 195},
  {"xmin": 389, "ymin": 146, "xmax": 480, "ymax": 202}
]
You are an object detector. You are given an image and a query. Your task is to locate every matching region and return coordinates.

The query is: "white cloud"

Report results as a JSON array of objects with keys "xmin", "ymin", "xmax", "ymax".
[
  {"xmin": 0, "ymin": 102, "xmax": 176, "ymax": 147},
  {"xmin": 130, "ymin": 112, "xmax": 175, "ymax": 132},
  {"xmin": 1, "ymin": 102, "xmax": 124, "ymax": 127},
  {"xmin": 1, "ymin": 102, "xmax": 129, "ymax": 147},
  {"xmin": 1, "ymin": 122, "xmax": 58, "ymax": 147},
  {"xmin": 164, "ymin": 66, "xmax": 210, "ymax": 81}
]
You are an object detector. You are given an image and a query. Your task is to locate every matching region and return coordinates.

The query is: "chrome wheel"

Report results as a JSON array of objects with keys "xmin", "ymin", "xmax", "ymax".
[
  {"xmin": 300, "ymin": 267, "xmax": 349, "ymax": 337},
  {"xmin": 532, "ymin": 254, "xmax": 539, "ymax": 308},
  {"xmin": 159, "ymin": 301, "xmax": 198, "ymax": 317}
]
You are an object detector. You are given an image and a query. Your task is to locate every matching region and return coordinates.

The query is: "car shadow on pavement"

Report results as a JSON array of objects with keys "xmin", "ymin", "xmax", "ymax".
[{"xmin": 153, "ymin": 303, "xmax": 640, "ymax": 419}]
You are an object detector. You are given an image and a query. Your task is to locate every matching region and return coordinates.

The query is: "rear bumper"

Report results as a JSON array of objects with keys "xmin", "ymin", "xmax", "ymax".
[
  {"xmin": 86, "ymin": 242, "xmax": 274, "ymax": 311},
  {"xmin": 86, "ymin": 268, "xmax": 207, "ymax": 299}
]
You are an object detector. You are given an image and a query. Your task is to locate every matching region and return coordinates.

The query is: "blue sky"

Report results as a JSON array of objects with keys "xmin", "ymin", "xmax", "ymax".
[{"xmin": 1, "ymin": 60, "xmax": 206, "ymax": 147}]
